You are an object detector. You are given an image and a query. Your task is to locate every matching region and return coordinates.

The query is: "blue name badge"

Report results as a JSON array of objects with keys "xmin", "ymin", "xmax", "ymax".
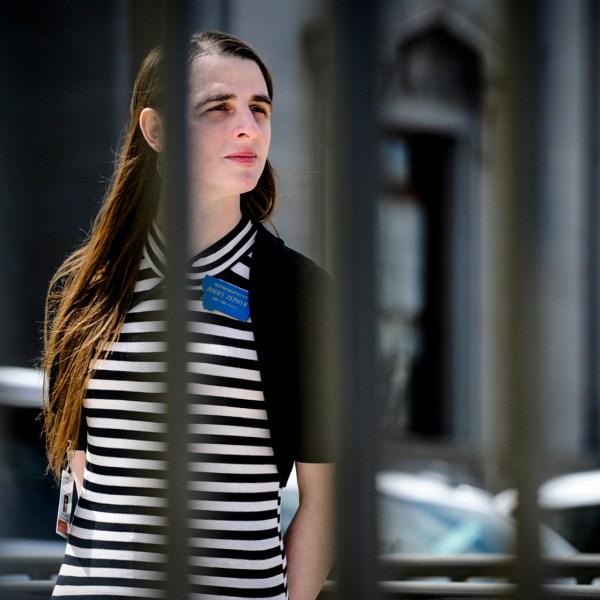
[{"xmin": 202, "ymin": 275, "xmax": 250, "ymax": 322}]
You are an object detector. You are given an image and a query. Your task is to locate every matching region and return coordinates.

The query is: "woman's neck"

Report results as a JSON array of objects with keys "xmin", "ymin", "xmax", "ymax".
[{"xmin": 157, "ymin": 195, "xmax": 242, "ymax": 256}]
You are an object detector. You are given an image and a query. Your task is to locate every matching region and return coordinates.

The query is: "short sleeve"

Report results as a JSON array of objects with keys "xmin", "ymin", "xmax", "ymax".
[{"xmin": 296, "ymin": 262, "xmax": 336, "ymax": 464}]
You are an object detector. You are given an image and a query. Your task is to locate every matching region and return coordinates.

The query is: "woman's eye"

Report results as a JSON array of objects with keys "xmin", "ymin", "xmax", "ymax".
[{"xmin": 251, "ymin": 105, "xmax": 269, "ymax": 116}]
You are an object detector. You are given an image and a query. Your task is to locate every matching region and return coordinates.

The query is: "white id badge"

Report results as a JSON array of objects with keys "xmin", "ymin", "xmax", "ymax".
[{"xmin": 56, "ymin": 468, "xmax": 74, "ymax": 539}]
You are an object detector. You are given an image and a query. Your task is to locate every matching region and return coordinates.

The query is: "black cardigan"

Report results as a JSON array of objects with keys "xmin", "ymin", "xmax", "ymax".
[{"xmin": 249, "ymin": 222, "xmax": 334, "ymax": 485}]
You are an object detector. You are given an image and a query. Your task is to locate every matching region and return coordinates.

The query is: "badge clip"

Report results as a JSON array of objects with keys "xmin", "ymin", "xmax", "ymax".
[{"xmin": 55, "ymin": 440, "xmax": 75, "ymax": 539}]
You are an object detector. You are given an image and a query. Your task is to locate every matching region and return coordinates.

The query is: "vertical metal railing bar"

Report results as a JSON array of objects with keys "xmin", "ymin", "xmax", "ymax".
[
  {"xmin": 219, "ymin": 0, "xmax": 230, "ymax": 32},
  {"xmin": 499, "ymin": 0, "xmax": 596, "ymax": 596},
  {"xmin": 517, "ymin": 2, "xmax": 589, "ymax": 597},
  {"xmin": 160, "ymin": 1, "xmax": 199, "ymax": 597},
  {"xmin": 188, "ymin": 0, "xmax": 230, "ymax": 32},
  {"xmin": 500, "ymin": 1, "xmax": 536, "ymax": 598},
  {"xmin": 327, "ymin": 0, "xmax": 379, "ymax": 598},
  {"xmin": 584, "ymin": 0, "xmax": 600, "ymax": 456},
  {"xmin": 512, "ymin": 1, "xmax": 544, "ymax": 596},
  {"xmin": 503, "ymin": 1, "xmax": 563, "ymax": 597},
  {"xmin": 515, "ymin": 4, "xmax": 543, "ymax": 595}
]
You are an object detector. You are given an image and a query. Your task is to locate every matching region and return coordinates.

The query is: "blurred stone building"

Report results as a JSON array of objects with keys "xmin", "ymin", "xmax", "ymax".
[{"xmin": 374, "ymin": 0, "xmax": 598, "ymax": 492}]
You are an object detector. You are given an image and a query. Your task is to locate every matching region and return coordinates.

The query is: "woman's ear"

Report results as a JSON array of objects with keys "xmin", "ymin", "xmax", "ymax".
[{"xmin": 139, "ymin": 107, "xmax": 164, "ymax": 152}]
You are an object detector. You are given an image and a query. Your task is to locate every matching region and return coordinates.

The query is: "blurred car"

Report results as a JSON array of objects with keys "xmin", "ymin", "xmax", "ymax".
[
  {"xmin": 0, "ymin": 366, "xmax": 65, "ymax": 584},
  {"xmin": 538, "ymin": 470, "xmax": 600, "ymax": 553},
  {"xmin": 282, "ymin": 468, "xmax": 576, "ymax": 556},
  {"xmin": 0, "ymin": 366, "xmax": 60, "ymax": 541},
  {"xmin": 377, "ymin": 471, "xmax": 515, "ymax": 555},
  {"xmin": 495, "ymin": 470, "xmax": 600, "ymax": 553}
]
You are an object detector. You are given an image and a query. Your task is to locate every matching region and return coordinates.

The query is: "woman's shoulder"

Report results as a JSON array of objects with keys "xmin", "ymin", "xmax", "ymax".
[{"xmin": 253, "ymin": 221, "xmax": 329, "ymax": 282}]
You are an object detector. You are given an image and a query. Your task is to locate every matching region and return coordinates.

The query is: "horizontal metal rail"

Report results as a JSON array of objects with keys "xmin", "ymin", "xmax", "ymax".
[
  {"xmin": 319, "ymin": 581, "xmax": 600, "ymax": 599},
  {"xmin": 4, "ymin": 551, "xmax": 600, "ymax": 599},
  {"xmin": 0, "ymin": 579, "xmax": 55, "ymax": 599},
  {"xmin": 5, "ymin": 579, "xmax": 600, "ymax": 600},
  {"xmin": 379, "ymin": 554, "xmax": 600, "ymax": 585},
  {"xmin": 0, "ymin": 547, "xmax": 64, "ymax": 580},
  {"xmin": 322, "ymin": 554, "xmax": 600, "ymax": 599}
]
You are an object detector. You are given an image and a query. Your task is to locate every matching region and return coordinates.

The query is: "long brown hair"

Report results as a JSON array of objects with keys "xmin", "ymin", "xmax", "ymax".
[{"xmin": 43, "ymin": 31, "xmax": 277, "ymax": 478}]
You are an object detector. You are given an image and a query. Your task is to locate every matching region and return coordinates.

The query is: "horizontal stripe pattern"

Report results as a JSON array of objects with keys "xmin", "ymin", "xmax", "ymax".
[{"xmin": 53, "ymin": 216, "xmax": 287, "ymax": 600}]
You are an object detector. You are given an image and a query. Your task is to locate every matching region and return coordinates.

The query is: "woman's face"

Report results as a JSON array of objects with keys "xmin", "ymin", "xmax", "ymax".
[{"xmin": 187, "ymin": 53, "xmax": 272, "ymax": 205}]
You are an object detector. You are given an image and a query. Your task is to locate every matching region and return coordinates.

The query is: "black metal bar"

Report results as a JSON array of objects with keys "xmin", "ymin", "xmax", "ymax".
[
  {"xmin": 327, "ymin": 0, "xmax": 379, "ymax": 599},
  {"xmin": 503, "ymin": 2, "xmax": 544, "ymax": 596},
  {"xmin": 584, "ymin": 0, "xmax": 600, "ymax": 455},
  {"xmin": 7, "ymin": 551, "xmax": 600, "ymax": 599},
  {"xmin": 504, "ymin": 1, "xmax": 588, "ymax": 597},
  {"xmin": 379, "ymin": 554, "xmax": 600, "ymax": 585},
  {"xmin": 161, "ymin": 1, "xmax": 196, "ymax": 597},
  {"xmin": 319, "ymin": 581, "xmax": 600, "ymax": 600}
]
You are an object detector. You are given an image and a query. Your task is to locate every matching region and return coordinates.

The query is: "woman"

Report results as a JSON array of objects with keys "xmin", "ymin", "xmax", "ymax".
[{"xmin": 43, "ymin": 30, "xmax": 333, "ymax": 600}]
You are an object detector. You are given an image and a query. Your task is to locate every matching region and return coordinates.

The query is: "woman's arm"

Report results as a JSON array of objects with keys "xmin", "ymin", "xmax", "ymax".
[
  {"xmin": 283, "ymin": 462, "xmax": 334, "ymax": 600},
  {"xmin": 72, "ymin": 450, "xmax": 86, "ymax": 496}
]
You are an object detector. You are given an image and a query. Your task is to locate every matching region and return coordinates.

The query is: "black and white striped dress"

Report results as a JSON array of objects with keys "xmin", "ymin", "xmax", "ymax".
[{"xmin": 52, "ymin": 215, "xmax": 288, "ymax": 599}]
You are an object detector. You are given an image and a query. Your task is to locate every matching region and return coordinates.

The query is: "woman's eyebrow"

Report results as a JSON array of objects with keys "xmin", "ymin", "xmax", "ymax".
[
  {"xmin": 193, "ymin": 93, "xmax": 272, "ymax": 111},
  {"xmin": 252, "ymin": 94, "xmax": 272, "ymax": 107},
  {"xmin": 194, "ymin": 93, "xmax": 234, "ymax": 111}
]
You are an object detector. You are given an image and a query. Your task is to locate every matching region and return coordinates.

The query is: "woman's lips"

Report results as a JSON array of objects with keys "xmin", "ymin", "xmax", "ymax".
[{"xmin": 226, "ymin": 151, "xmax": 257, "ymax": 164}]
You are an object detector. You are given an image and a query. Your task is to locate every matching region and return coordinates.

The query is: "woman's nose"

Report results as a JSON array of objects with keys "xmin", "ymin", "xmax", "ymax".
[{"xmin": 233, "ymin": 107, "xmax": 260, "ymax": 138}]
